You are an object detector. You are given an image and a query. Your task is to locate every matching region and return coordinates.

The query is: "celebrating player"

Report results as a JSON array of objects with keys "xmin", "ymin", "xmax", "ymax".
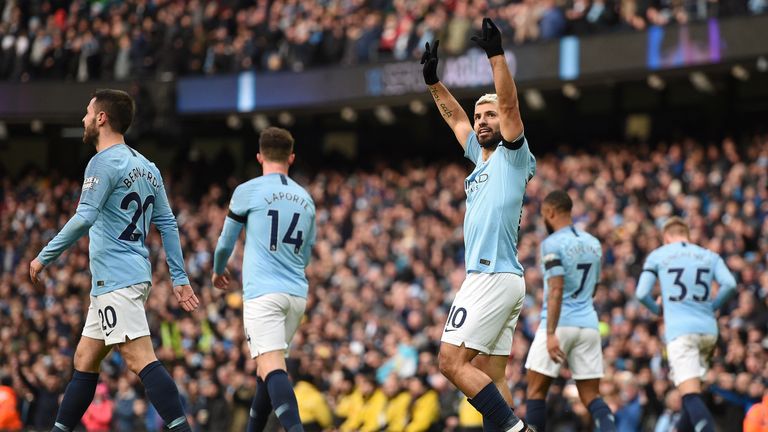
[
  {"xmin": 212, "ymin": 127, "xmax": 316, "ymax": 432},
  {"xmin": 636, "ymin": 217, "xmax": 737, "ymax": 432},
  {"xmin": 523, "ymin": 191, "xmax": 616, "ymax": 432},
  {"xmin": 422, "ymin": 18, "xmax": 536, "ymax": 432},
  {"xmin": 30, "ymin": 89, "xmax": 199, "ymax": 432}
]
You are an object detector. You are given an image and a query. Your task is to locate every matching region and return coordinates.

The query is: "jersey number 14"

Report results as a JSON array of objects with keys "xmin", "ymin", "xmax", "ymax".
[{"xmin": 267, "ymin": 210, "xmax": 304, "ymax": 254}]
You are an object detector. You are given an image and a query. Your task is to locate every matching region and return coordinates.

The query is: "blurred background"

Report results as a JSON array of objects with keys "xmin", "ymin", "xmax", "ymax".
[{"xmin": 0, "ymin": 0, "xmax": 767, "ymax": 431}]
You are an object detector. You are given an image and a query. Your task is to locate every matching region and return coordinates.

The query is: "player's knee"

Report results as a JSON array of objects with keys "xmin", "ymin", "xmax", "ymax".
[
  {"xmin": 525, "ymin": 373, "xmax": 548, "ymax": 399},
  {"xmin": 121, "ymin": 348, "xmax": 156, "ymax": 375},
  {"xmin": 526, "ymin": 383, "xmax": 547, "ymax": 400},
  {"xmin": 438, "ymin": 350, "xmax": 460, "ymax": 379},
  {"xmin": 73, "ymin": 347, "xmax": 100, "ymax": 373}
]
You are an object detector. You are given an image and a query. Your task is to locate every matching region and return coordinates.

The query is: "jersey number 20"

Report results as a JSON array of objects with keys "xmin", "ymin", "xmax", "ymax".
[
  {"xmin": 119, "ymin": 192, "xmax": 155, "ymax": 242},
  {"xmin": 267, "ymin": 210, "xmax": 304, "ymax": 254}
]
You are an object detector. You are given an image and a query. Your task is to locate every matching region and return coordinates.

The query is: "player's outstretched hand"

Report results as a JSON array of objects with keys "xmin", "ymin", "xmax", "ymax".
[
  {"xmin": 546, "ymin": 333, "xmax": 566, "ymax": 363},
  {"xmin": 421, "ymin": 40, "xmax": 440, "ymax": 86},
  {"xmin": 174, "ymin": 284, "xmax": 200, "ymax": 312},
  {"xmin": 212, "ymin": 269, "xmax": 232, "ymax": 291},
  {"xmin": 471, "ymin": 18, "xmax": 504, "ymax": 58},
  {"xmin": 29, "ymin": 258, "xmax": 45, "ymax": 285}
]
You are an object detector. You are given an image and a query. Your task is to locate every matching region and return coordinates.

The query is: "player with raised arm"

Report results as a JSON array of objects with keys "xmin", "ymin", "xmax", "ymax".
[
  {"xmin": 29, "ymin": 89, "xmax": 199, "ymax": 432},
  {"xmin": 635, "ymin": 217, "xmax": 737, "ymax": 432},
  {"xmin": 523, "ymin": 191, "xmax": 616, "ymax": 432},
  {"xmin": 422, "ymin": 18, "xmax": 536, "ymax": 432},
  {"xmin": 212, "ymin": 127, "xmax": 316, "ymax": 432}
]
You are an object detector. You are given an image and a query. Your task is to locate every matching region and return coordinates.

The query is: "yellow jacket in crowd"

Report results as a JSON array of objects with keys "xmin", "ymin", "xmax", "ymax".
[{"xmin": 295, "ymin": 380, "xmax": 332, "ymax": 429}]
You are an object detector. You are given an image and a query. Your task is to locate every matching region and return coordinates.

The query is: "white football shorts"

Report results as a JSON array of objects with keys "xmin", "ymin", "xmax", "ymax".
[
  {"xmin": 525, "ymin": 326, "xmax": 604, "ymax": 380},
  {"xmin": 667, "ymin": 333, "xmax": 717, "ymax": 386},
  {"xmin": 243, "ymin": 293, "xmax": 307, "ymax": 358},
  {"xmin": 82, "ymin": 282, "xmax": 152, "ymax": 346},
  {"xmin": 441, "ymin": 272, "xmax": 525, "ymax": 356}
]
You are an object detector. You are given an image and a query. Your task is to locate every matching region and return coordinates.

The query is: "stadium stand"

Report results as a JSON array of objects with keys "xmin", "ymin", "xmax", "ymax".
[
  {"xmin": 1, "ymin": 0, "xmax": 767, "ymax": 81},
  {"xmin": 1, "ymin": 134, "xmax": 766, "ymax": 431}
]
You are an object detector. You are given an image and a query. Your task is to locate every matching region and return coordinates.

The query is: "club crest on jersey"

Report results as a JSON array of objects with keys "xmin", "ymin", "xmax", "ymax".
[
  {"xmin": 82, "ymin": 176, "xmax": 99, "ymax": 191},
  {"xmin": 464, "ymin": 173, "xmax": 489, "ymax": 194}
]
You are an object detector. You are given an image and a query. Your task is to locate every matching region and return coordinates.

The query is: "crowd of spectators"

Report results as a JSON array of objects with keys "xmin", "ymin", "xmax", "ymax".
[
  {"xmin": 1, "ymin": 0, "xmax": 767, "ymax": 82},
  {"xmin": 1, "ymin": 133, "xmax": 768, "ymax": 431}
]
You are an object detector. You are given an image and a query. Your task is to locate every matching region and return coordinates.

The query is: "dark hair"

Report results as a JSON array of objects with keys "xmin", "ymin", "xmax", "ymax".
[
  {"xmin": 543, "ymin": 190, "xmax": 573, "ymax": 214},
  {"xmin": 259, "ymin": 127, "xmax": 295, "ymax": 162},
  {"xmin": 92, "ymin": 89, "xmax": 135, "ymax": 134}
]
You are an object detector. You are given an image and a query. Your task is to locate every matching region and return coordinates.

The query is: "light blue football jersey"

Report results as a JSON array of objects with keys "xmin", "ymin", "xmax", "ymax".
[
  {"xmin": 539, "ymin": 226, "xmax": 602, "ymax": 329},
  {"xmin": 636, "ymin": 241, "xmax": 737, "ymax": 342},
  {"xmin": 213, "ymin": 173, "xmax": 316, "ymax": 300},
  {"xmin": 37, "ymin": 144, "xmax": 190, "ymax": 295},
  {"xmin": 463, "ymin": 132, "xmax": 536, "ymax": 275}
]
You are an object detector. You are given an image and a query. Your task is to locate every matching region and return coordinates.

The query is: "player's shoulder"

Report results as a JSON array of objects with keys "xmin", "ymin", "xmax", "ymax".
[
  {"xmin": 580, "ymin": 229, "xmax": 601, "ymax": 247},
  {"xmin": 646, "ymin": 243, "xmax": 673, "ymax": 262},
  {"xmin": 88, "ymin": 144, "xmax": 134, "ymax": 172},
  {"xmin": 234, "ymin": 177, "xmax": 263, "ymax": 196},
  {"xmin": 693, "ymin": 243, "xmax": 720, "ymax": 261},
  {"xmin": 287, "ymin": 176, "xmax": 314, "ymax": 200},
  {"xmin": 541, "ymin": 231, "xmax": 564, "ymax": 252}
]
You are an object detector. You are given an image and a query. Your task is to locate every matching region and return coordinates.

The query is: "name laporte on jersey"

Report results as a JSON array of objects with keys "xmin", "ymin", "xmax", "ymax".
[{"xmin": 264, "ymin": 191, "xmax": 312, "ymax": 210}]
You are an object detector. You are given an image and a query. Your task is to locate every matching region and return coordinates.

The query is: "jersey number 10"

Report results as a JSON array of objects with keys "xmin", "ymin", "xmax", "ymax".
[{"xmin": 267, "ymin": 210, "xmax": 304, "ymax": 254}]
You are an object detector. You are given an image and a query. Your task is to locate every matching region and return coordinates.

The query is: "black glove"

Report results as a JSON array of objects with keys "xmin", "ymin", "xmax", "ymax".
[
  {"xmin": 420, "ymin": 40, "xmax": 439, "ymax": 86},
  {"xmin": 471, "ymin": 18, "xmax": 504, "ymax": 58}
]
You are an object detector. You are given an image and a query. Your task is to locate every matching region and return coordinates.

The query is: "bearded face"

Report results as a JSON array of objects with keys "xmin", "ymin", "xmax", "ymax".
[
  {"xmin": 473, "ymin": 103, "xmax": 501, "ymax": 149},
  {"xmin": 544, "ymin": 217, "xmax": 554, "ymax": 234},
  {"xmin": 82, "ymin": 116, "xmax": 99, "ymax": 148}
]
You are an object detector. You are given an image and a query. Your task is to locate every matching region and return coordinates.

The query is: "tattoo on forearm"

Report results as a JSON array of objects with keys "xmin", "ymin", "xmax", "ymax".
[
  {"xmin": 429, "ymin": 86, "xmax": 440, "ymax": 101},
  {"xmin": 440, "ymin": 103, "xmax": 452, "ymax": 118}
]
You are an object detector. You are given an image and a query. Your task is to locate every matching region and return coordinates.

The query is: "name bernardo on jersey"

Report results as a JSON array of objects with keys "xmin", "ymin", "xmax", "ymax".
[
  {"xmin": 264, "ymin": 191, "xmax": 312, "ymax": 210},
  {"xmin": 121, "ymin": 166, "xmax": 160, "ymax": 190}
]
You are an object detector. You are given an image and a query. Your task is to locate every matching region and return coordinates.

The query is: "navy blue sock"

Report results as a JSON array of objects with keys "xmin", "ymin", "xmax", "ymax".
[
  {"xmin": 468, "ymin": 383, "xmax": 523, "ymax": 432},
  {"xmin": 265, "ymin": 370, "xmax": 303, "ymax": 432},
  {"xmin": 681, "ymin": 393, "xmax": 714, "ymax": 432},
  {"xmin": 525, "ymin": 399, "xmax": 546, "ymax": 432},
  {"xmin": 51, "ymin": 370, "xmax": 98, "ymax": 432},
  {"xmin": 587, "ymin": 397, "xmax": 616, "ymax": 432},
  {"xmin": 675, "ymin": 405, "xmax": 693, "ymax": 432},
  {"xmin": 247, "ymin": 377, "xmax": 273, "ymax": 432},
  {"xmin": 139, "ymin": 361, "xmax": 190, "ymax": 432}
]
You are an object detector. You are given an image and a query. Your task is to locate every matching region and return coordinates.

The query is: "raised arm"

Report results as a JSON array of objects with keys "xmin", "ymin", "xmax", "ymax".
[
  {"xmin": 472, "ymin": 18, "xmax": 524, "ymax": 142},
  {"xmin": 421, "ymin": 41, "xmax": 473, "ymax": 149}
]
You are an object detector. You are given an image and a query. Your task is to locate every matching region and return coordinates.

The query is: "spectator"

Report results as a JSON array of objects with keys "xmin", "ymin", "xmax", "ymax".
[
  {"xmin": 113, "ymin": 377, "xmax": 138, "ymax": 432},
  {"xmin": 654, "ymin": 388, "xmax": 682, "ymax": 432},
  {"xmin": 0, "ymin": 134, "xmax": 767, "ymax": 431},
  {"xmin": 82, "ymin": 383, "xmax": 114, "ymax": 432},
  {"xmin": 0, "ymin": 376, "xmax": 22, "ymax": 432},
  {"xmin": 744, "ymin": 390, "xmax": 768, "ymax": 432},
  {"xmin": 4, "ymin": 0, "xmax": 761, "ymax": 81}
]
